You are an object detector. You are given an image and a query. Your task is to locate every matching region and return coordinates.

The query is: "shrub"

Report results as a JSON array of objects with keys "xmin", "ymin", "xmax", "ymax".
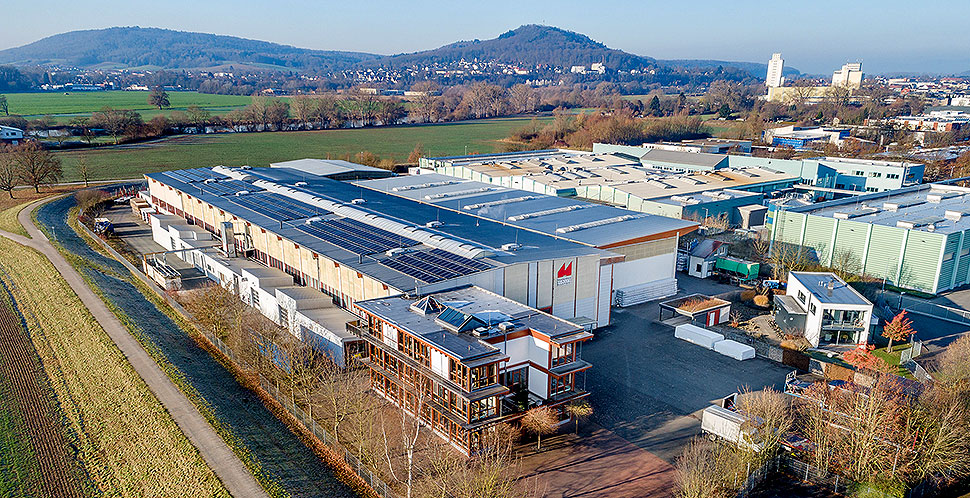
[{"xmin": 753, "ymin": 295, "xmax": 770, "ymax": 307}]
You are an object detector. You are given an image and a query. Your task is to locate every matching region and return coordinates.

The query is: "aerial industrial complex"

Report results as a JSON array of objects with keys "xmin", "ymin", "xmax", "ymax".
[{"xmin": 143, "ymin": 159, "xmax": 695, "ymax": 362}]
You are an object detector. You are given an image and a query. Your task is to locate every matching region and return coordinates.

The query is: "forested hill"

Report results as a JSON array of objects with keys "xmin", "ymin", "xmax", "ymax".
[
  {"xmin": 0, "ymin": 25, "xmax": 787, "ymax": 79},
  {"xmin": 0, "ymin": 27, "xmax": 380, "ymax": 72},
  {"xmin": 362, "ymin": 24, "xmax": 656, "ymax": 71}
]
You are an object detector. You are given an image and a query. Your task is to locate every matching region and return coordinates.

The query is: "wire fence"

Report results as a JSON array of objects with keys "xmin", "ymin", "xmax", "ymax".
[{"xmin": 737, "ymin": 454, "xmax": 936, "ymax": 498}]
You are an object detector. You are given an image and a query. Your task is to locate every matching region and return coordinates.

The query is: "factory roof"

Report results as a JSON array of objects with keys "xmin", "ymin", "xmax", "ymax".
[
  {"xmin": 355, "ymin": 286, "xmax": 587, "ymax": 362},
  {"xmin": 269, "ymin": 158, "xmax": 393, "ymax": 180},
  {"xmin": 146, "ymin": 166, "xmax": 612, "ymax": 292},
  {"xmin": 638, "ymin": 149, "xmax": 729, "ymax": 168},
  {"xmin": 782, "ymin": 183, "xmax": 970, "ymax": 235},
  {"xmin": 354, "ymin": 173, "xmax": 697, "ymax": 248},
  {"xmin": 789, "ymin": 272, "xmax": 871, "ymax": 306}
]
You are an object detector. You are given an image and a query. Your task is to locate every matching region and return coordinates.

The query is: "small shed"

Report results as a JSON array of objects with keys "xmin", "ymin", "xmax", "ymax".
[
  {"xmin": 687, "ymin": 239, "xmax": 727, "ymax": 278},
  {"xmin": 659, "ymin": 294, "xmax": 732, "ymax": 327}
]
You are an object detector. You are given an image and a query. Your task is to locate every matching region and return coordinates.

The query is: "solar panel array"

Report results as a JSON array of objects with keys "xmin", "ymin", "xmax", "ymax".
[
  {"xmin": 295, "ymin": 217, "xmax": 419, "ymax": 255},
  {"xmin": 164, "ymin": 168, "xmax": 228, "ymax": 183},
  {"xmin": 381, "ymin": 249, "xmax": 492, "ymax": 283},
  {"xmin": 228, "ymin": 192, "xmax": 326, "ymax": 222},
  {"xmin": 200, "ymin": 180, "xmax": 263, "ymax": 197}
]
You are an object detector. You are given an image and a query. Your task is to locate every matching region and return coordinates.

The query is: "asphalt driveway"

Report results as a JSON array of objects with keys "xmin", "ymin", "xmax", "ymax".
[{"xmin": 582, "ymin": 290, "xmax": 791, "ymax": 463}]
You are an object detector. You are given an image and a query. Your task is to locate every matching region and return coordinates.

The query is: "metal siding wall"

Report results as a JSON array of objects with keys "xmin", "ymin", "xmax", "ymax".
[
  {"xmin": 775, "ymin": 212, "xmax": 806, "ymax": 245},
  {"xmin": 503, "ymin": 263, "xmax": 530, "ymax": 304},
  {"xmin": 527, "ymin": 262, "xmax": 538, "ymax": 308},
  {"xmin": 939, "ymin": 233, "xmax": 961, "ymax": 291},
  {"xmin": 802, "ymin": 216, "xmax": 836, "ymax": 263},
  {"xmin": 832, "ymin": 220, "xmax": 868, "ymax": 269},
  {"xmin": 536, "ymin": 260, "xmax": 553, "ymax": 310},
  {"xmin": 864, "ymin": 225, "xmax": 903, "ymax": 281},
  {"xmin": 901, "ymin": 232, "xmax": 944, "ymax": 292}
]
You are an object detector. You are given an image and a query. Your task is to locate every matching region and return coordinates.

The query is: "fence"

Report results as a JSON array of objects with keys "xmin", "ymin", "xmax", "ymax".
[
  {"xmin": 876, "ymin": 290, "xmax": 970, "ymax": 326},
  {"xmin": 737, "ymin": 454, "xmax": 935, "ymax": 498},
  {"xmin": 80, "ymin": 221, "xmax": 398, "ymax": 498}
]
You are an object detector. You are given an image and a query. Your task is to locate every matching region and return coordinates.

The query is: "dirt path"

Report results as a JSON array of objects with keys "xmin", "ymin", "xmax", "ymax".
[
  {"xmin": 0, "ymin": 294, "xmax": 86, "ymax": 497},
  {"xmin": 0, "ymin": 198, "xmax": 268, "ymax": 498}
]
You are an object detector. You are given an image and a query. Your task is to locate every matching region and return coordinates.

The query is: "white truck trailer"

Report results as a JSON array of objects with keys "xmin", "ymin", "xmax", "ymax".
[{"xmin": 700, "ymin": 405, "xmax": 763, "ymax": 452}]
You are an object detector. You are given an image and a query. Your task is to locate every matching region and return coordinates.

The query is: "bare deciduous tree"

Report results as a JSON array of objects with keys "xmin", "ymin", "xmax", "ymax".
[
  {"xmin": 11, "ymin": 141, "xmax": 61, "ymax": 193},
  {"xmin": 520, "ymin": 405, "xmax": 557, "ymax": 450}
]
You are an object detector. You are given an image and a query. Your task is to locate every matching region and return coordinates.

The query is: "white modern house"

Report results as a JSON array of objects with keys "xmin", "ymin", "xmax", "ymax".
[{"xmin": 773, "ymin": 271, "xmax": 875, "ymax": 347}]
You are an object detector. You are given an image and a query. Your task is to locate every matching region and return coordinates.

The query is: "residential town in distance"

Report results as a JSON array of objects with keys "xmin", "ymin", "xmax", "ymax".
[{"xmin": 2, "ymin": 6, "xmax": 970, "ymax": 498}]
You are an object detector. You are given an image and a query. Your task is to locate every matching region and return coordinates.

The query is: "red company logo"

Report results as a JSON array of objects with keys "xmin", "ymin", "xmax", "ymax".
[{"xmin": 557, "ymin": 262, "xmax": 572, "ymax": 278}]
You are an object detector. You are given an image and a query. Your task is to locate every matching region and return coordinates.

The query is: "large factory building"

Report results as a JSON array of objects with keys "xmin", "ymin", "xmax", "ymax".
[{"xmin": 144, "ymin": 161, "xmax": 696, "ymax": 340}]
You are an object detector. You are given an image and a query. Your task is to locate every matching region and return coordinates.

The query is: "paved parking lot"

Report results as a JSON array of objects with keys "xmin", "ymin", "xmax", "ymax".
[{"xmin": 582, "ymin": 288, "xmax": 792, "ymax": 463}]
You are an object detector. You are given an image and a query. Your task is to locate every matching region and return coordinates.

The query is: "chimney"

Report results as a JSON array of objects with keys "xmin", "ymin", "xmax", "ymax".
[{"xmin": 827, "ymin": 279, "xmax": 834, "ymax": 297}]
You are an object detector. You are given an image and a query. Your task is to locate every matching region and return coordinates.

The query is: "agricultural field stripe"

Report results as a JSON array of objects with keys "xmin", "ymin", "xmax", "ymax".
[{"xmin": 0, "ymin": 199, "xmax": 270, "ymax": 498}]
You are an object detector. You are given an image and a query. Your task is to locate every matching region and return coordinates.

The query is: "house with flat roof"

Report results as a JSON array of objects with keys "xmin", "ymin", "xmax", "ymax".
[
  {"xmin": 774, "ymin": 272, "xmax": 874, "ymax": 347},
  {"xmin": 769, "ymin": 183, "xmax": 970, "ymax": 294},
  {"xmin": 352, "ymin": 285, "xmax": 592, "ymax": 455}
]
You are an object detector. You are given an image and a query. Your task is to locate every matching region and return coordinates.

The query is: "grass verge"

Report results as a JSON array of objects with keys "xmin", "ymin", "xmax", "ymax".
[{"xmin": 0, "ymin": 236, "xmax": 230, "ymax": 497}]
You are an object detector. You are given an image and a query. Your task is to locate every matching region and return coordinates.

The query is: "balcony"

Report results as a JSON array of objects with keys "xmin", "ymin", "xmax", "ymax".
[{"xmin": 820, "ymin": 320, "xmax": 865, "ymax": 332}]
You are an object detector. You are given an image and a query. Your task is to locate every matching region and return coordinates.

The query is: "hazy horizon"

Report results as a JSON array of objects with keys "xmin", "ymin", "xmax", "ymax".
[{"xmin": 2, "ymin": 0, "xmax": 968, "ymax": 75}]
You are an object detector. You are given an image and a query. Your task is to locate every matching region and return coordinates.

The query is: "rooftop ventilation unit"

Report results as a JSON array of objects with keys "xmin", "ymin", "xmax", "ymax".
[
  {"xmin": 203, "ymin": 178, "xmax": 218, "ymax": 184},
  {"xmin": 385, "ymin": 247, "xmax": 409, "ymax": 257},
  {"xmin": 294, "ymin": 181, "xmax": 308, "ymax": 187},
  {"xmin": 462, "ymin": 196, "xmax": 539, "ymax": 210},
  {"xmin": 235, "ymin": 190, "xmax": 250, "ymax": 196},
  {"xmin": 392, "ymin": 180, "xmax": 463, "ymax": 192},
  {"xmin": 507, "ymin": 204, "xmax": 590, "ymax": 222},
  {"xmin": 425, "ymin": 220, "xmax": 443, "ymax": 228},
  {"xmin": 497, "ymin": 321, "xmax": 516, "ymax": 332},
  {"xmin": 350, "ymin": 198, "xmax": 366, "ymax": 205},
  {"xmin": 500, "ymin": 243, "xmax": 522, "ymax": 251},
  {"xmin": 557, "ymin": 214, "xmax": 644, "ymax": 233},
  {"xmin": 928, "ymin": 191, "xmax": 961, "ymax": 203},
  {"xmin": 945, "ymin": 209, "xmax": 969, "ymax": 222},
  {"xmin": 424, "ymin": 187, "xmax": 496, "ymax": 200}
]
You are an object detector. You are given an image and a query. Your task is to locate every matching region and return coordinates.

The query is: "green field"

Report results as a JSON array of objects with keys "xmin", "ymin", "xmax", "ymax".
[
  {"xmin": 55, "ymin": 116, "xmax": 551, "ymax": 182},
  {"xmin": 4, "ymin": 91, "xmax": 252, "ymax": 121}
]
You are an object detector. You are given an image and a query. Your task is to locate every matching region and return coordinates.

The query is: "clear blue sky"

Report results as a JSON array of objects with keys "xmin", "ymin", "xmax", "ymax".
[{"xmin": 3, "ymin": 0, "xmax": 968, "ymax": 75}]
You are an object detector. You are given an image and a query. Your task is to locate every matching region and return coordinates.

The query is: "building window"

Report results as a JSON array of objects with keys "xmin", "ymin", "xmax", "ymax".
[
  {"xmin": 551, "ymin": 374, "xmax": 573, "ymax": 396},
  {"xmin": 797, "ymin": 290, "xmax": 806, "ymax": 304},
  {"xmin": 251, "ymin": 288, "xmax": 260, "ymax": 307},
  {"xmin": 961, "ymin": 247, "xmax": 970, "ymax": 258},
  {"xmin": 503, "ymin": 367, "xmax": 528, "ymax": 393},
  {"xmin": 449, "ymin": 359, "xmax": 468, "ymax": 389},
  {"xmin": 944, "ymin": 252, "xmax": 955, "ymax": 261},
  {"xmin": 551, "ymin": 343, "xmax": 574, "ymax": 368},
  {"xmin": 470, "ymin": 397, "xmax": 496, "ymax": 422},
  {"xmin": 470, "ymin": 363, "xmax": 497, "ymax": 390},
  {"xmin": 809, "ymin": 303, "xmax": 817, "ymax": 315}
]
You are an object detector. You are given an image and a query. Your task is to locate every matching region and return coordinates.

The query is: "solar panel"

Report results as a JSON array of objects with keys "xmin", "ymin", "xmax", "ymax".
[
  {"xmin": 200, "ymin": 180, "xmax": 263, "ymax": 197},
  {"xmin": 379, "ymin": 249, "xmax": 492, "ymax": 283},
  {"xmin": 167, "ymin": 168, "xmax": 228, "ymax": 183},
  {"xmin": 229, "ymin": 192, "xmax": 326, "ymax": 222},
  {"xmin": 294, "ymin": 217, "xmax": 418, "ymax": 255}
]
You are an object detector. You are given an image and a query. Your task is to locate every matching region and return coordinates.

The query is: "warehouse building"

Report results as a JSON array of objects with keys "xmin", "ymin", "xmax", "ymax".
[
  {"xmin": 592, "ymin": 144, "xmax": 924, "ymax": 194},
  {"xmin": 352, "ymin": 285, "xmax": 592, "ymax": 454},
  {"xmin": 419, "ymin": 150, "xmax": 797, "ymax": 225},
  {"xmin": 769, "ymin": 183, "xmax": 970, "ymax": 294},
  {"xmin": 145, "ymin": 164, "xmax": 695, "ymax": 346}
]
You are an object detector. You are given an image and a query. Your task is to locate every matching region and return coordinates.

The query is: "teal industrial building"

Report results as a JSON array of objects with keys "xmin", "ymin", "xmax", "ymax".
[{"xmin": 768, "ymin": 183, "xmax": 970, "ymax": 294}]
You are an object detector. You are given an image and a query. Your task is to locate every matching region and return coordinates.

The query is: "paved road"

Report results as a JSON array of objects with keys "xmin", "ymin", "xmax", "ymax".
[{"xmin": 0, "ymin": 198, "xmax": 268, "ymax": 498}]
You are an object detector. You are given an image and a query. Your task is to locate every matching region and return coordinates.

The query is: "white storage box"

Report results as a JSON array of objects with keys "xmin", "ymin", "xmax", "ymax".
[
  {"xmin": 674, "ymin": 324, "xmax": 724, "ymax": 349},
  {"xmin": 713, "ymin": 339, "xmax": 756, "ymax": 361}
]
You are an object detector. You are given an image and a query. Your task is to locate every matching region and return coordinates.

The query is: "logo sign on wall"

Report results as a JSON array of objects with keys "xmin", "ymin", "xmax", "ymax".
[{"xmin": 556, "ymin": 262, "xmax": 573, "ymax": 286}]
